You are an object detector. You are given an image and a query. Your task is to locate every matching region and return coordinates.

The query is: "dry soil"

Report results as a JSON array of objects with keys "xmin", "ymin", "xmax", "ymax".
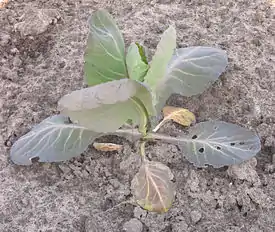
[{"xmin": 0, "ymin": 0, "xmax": 275, "ymax": 232}]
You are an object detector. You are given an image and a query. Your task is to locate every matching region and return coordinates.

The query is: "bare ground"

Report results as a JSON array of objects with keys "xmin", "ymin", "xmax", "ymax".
[{"xmin": 0, "ymin": 0, "xmax": 275, "ymax": 231}]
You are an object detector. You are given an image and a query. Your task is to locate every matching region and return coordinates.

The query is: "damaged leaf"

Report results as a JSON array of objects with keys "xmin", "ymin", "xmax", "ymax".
[
  {"xmin": 153, "ymin": 106, "xmax": 196, "ymax": 132},
  {"xmin": 168, "ymin": 121, "xmax": 261, "ymax": 168},
  {"xmin": 10, "ymin": 115, "xmax": 99, "ymax": 165},
  {"xmin": 131, "ymin": 161, "xmax": 175, "ymax": 213},
  {"xmin": 163, "ymin": 106, "xmax": 196, "ymax": 127},
  {"xmin": 93, "ymin": 142, "xmax": 123, "ymax": 152}
]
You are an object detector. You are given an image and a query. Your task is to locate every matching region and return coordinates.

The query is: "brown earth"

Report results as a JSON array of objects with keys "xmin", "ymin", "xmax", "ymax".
[{"xmin": 0, "ymin": 0, "xmax": 275, "ymax": 231}]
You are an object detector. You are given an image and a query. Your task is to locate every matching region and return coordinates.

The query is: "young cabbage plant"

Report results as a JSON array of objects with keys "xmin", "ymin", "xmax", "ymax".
[{"xmin": 10, "ymin": 9, "xmax": 261, "ymax": 213}]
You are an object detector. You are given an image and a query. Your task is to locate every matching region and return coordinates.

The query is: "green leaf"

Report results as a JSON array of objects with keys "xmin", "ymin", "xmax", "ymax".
[
  {"xmin": 135, "ymin": 42, "xmax": 148, "ymax": 64},
  {"xmin": 126, "ymin": 43, "xmax": 149, "ymax": 82},
  {"xmin": 144, "ymin": 25, "xmax": 176, "ymax": 93},
  {"xmin": 10, "ymin": 115, "xmax": 100, "ymax": 165},
  {"xmin": 58, "ymin": 79, "xmax": 155, "ymax": 134},
  {"xmin": 155, "ymin": 46, "xmax": 228, "ymax": 112},
  {"xmin": 84, "ymin": 9, "xmax": 127, "ymax": 86},
  {"xmin": 165, "ymin": 121, "xmax": 261, "ymax": 168},
  {"xmin": 131, "ymin": 161, "xmax": 175, "ymax": 213}
]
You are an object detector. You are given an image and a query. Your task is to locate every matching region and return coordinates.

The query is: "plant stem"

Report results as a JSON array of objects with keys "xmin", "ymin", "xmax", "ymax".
[
  {"xmin": 146, "ymin": 132, "xmax": 181, "ymax": 144},
  {"xmin": 130, "ymin": 96, "xmax": 150, "ymax": 136},
  {"xmin": 139, "ymin": 141, "xmax": 147, "ymax": 163},
  {"xmin": 113, "ymin": 129, "xmax": 184, "ymax": 145}
]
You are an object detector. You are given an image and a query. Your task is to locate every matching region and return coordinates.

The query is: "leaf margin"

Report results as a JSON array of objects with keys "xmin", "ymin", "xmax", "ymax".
[{"xmin": 10, "ymin": 115, "xmax": 100, "ymax": 165}]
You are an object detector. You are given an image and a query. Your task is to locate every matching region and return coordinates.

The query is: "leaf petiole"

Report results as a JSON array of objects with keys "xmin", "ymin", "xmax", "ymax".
[
  {"xmin": 139, "ymin": 141, "xmax": 147, "ymax": 163},
  {"xmin": 113, "ymin": 128, "xmax": 179, "ymax": 143},
  {"xmin": 152, "ymin": 119, "xmax": 167, "ymax": 132}
]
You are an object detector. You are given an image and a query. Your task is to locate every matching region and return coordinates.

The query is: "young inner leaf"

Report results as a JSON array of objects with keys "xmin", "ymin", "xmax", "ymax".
[
  {"xmin": 144, "ymin": 25, "xmax": 176, "ymax": 108},
  {"xmin": 130, "ymin": 96, "xmax": 150, "ymax": 136},
  {"xmin": 135, "ymin": 42, "xmax": 148, "ymax": 64},
  {"xmin": 126, "ymin": 43, "xmax": 149, "ymax": 82}
]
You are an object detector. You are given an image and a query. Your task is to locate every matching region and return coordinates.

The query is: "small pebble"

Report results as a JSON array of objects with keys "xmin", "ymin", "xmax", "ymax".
[
  {"xmin": 172, "ymin": 221, "xmax": 188, "ymax": 232},
  {"xmin": 10, "ymin": 48, "xmax": 19, "ymax": 55},
  {"xmin": 227, "ymin": 158, "xmax": 260, "ymax": 184},
  {"xmin": 133, "ymin": 207, "xmax": 147, "ymax": 220},
  {"xmin": 0, "ymin": 32, "xmax": 11, "ymax": 46},
  {"xmin": 190, "ymin": 210, "xmax": 202, "ymax": 224},
  {"xmin": 123, "ymin": 218, "xmax": 143, "ymax": 232},
  {"xmin": 13, "ymin": 56, "xmax": 22, "ymax": 67}
]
